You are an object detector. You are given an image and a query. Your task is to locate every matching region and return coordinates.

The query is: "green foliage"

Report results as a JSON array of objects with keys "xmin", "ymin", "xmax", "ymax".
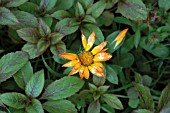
[{"xmin": 0, "ymin": 0, "xmax": 170, "ymax": 112}]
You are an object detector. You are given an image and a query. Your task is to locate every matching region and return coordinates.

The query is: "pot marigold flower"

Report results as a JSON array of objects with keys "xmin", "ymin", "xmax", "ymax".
[{"xmin": 59, "ymin": 32, "xmax": 112, "ymax": 79}]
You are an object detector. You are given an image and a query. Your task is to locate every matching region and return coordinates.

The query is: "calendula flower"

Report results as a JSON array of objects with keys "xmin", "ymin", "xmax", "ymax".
[
  {"xmin": 113, "ymin": 28, "xmax": 129, "ymax": 49},
  {"xmin": 59, "ymin": 32, "xmax": 112, "ymax": 79}
]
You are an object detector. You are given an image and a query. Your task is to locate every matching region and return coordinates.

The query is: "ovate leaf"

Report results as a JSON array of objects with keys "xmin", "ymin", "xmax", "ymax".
[
  {"xmin": 22, "ymin": 43, "xmax": 39, "ymax": 59},
  {"xmin": 158, "ymin": 0, "xmax": 170, "ymax": 11},
  {"xmin": 133, "ymin": 83, "xmax": 154, "ymax": 111},
  {"xmin": 50, "ymin": 41, "xmax": 66, "ymax": 56},
  {"xmin": 133, "ymin": 109, "xmax": 153, "ymax": 113},
  {"xmin": 79, "ymin": 0, "xmax": 94, "ymax": 10},
  {"xmin": 50, "ymin": 33, "xmax": 64, "ymax": 45},
  {"xmin": 38, "ymin": 18, "xmax": 51, "ymax": 37},
  {"xmin": 26, "ymin": 99, "xmax": 44, "ymax": 113},
  {"xmin": 158, "ymin": 83, "xmax": 170, "ymax": 111},
  {"xmin": 87, "ymin": 100, "xmax": 100, "ymax": 113},
  {"xmin": 87, "ymin": 0, "xmax": 106, "ymax": 18},
  {"xmin": 106, "ymin": 65, "xmax": 118, "ymax": 84},
  {"xmin": 103, "ymin": 94, "xmax": 123, "ymax": 110},
  {"xmin": 5, "ymin": 0, "xmax": 28, "ymax": 7},
  {"xmin": 51, "ymin": 10, "xmax": 71, "ymax": 20},
  {"xmin": 0, "ymin": 7, "xmax": 19, "ymax": 25},
  {"xmin": 13, "ymin": 61, "xmax": 33, "ymax": 90},
  {"xmin": 25, "ymin": 70, "xmax": 44, "ymax": 98},
  {"xmin": 37, "ymin": 39, "xmax": 50, "ymax": 55},
  {"xmin": 55, "ymin": 18, "xmax": 79, "ymax": 35},
  {"xmin": 0, "ymin": 93, "xmax": 27, "ymax": 109},
  {"xmin": 75, "ymin": 2, "xmax": 85, "ymax": 18},
  {"xmin": 43, "ymin": 100, "xmax": 77, "ymax": 113},
  {"xmin": 55, "ymin": 0, "xmax": 74, "ymax": 10},
  {"xmin": 0, "ymin": 51, "xmax": 28, "ymax": 83},
  {"xmin": 41, "ymin": 76, "xmax": 84, "ymax": 100},
  {"xmin": 17, "ymin": 28, "xmax": 39, "ymax": 43},
  {"xmin": 118, "ymin": 0, "xmax": 147, "ymax": 20},
  {"xmin": 40, "ymin": 0, "xmax": 58, "ymax": 11}
]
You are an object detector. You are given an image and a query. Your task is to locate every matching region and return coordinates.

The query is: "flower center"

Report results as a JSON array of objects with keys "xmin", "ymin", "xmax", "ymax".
[{"xmin": 79, "ymin": 52, "xmax": 93, "ymax": 66}]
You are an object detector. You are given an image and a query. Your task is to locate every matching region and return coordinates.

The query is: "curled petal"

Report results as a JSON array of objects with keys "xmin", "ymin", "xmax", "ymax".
[
  {"xmin": 81, "ymin": 33, "xmax": 87, "ymax": 49},
  {"xmin": 91, "ymin": 41, "xmax": 107, "ymax": 55},
  {"xmin": 88, "ymin": 64, "xmax": 105, "ymax": 77},
  {"xmin": 68, "ymin": 63, "xmax": 81, "ymax": 76},
  {"xmin": 62, "ymin": 60, "xmax": 79, "ymax": 67},
  {"xmin": 93, "ymin": 52, "xmax": 112, "ymax": 62},
  {"xmin": 59, "ymin": 53, "xmax": 78, "ymax": 60},
  {"xmin": 101, "ymin": 48, "xmax": 108, "ymax": 52},
  {"xmin": 114, "ymin": 28, "xmax": 128, "ymax": 49},
  {"xmin": 85, "ymin": 32, "xmax": 95, "ymax": 51}
]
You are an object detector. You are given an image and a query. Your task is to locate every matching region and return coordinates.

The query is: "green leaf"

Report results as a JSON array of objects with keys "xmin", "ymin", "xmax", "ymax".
[
  {"xmin": 87, "ymin": 100, "xmax": 100, "ymax": 113},
  {"xmin": 5, "ymin": 0, "xmax": 28, "ymax": 7},
  {"xmin": 158, "ymin": 83, "xmax": 170, "ymax": 111},
  {"xmin": 140, "ymin": 37, "xmax": 170, "ymax": 58},
  {"xmin": 79, "ymin": 0, "xmax": 94, "ymax": 10},
  {"xmin": 81, "ymin": 24, "xmax": 104, "ymax": 45},
  {"xmin": 75, "ymin": 2, "xmax": 85, "ymax": 18},
  {"xmin": 128, "ymin": 98, "xmax": 139, "ymax": 108},
  {"xmin": 13, "ymin": 61, "xmax": 33, "ymax": 90},
  {"xmin": 134, "ymin": 28, "xmax": 141, "ymax": 48},
  {"xmin": 113, "ymin": 17, "xmax": 132, "ymax": 26},
  {"xmin": 158, "ymin": 0, "xmax": 170, "ymax": 11},
  {"xmin": 43, "ymin": 99, "xmax": 77, "ymax": 113},
  {"xmin": 19, "ymin": 2, "xmax": 39, "ymax": 15},
  {"xmin": 37, "ymin": 38, "xmax": 50, "ymax": 55},
  {"xmin": 0, "ymin": 7, "xmax": 19, "ymax": 25},
  {"xmin": 82, "ymin": 15, "xmax": 96, "ymax": 24},
  {"xmin": 12, "ymin": 11, "xmax": 38, "ymax": 29},
  {"xmin": 106, "ymin": 31, "xmax": 122, "ymax": 53},
  {"xmin": 0, "ymin": 93, "xmax": 27, "ymax": 109},
  {"xmin": 8, "ymin": 27, "xmax": 21, "ymax": 43},
  {"xmin": 51, "ymin": 10, "xmax": 71, "ymax": 20},
  {"xmin": 127, "ymin": 87, "xmax": 139, "ymax": 99},
  {"xmin": 26, "ymin": 99, "xmax": 44, "ymax": 113},
  {"xmin": 40, "ymin": 0, "xmax": 58, "ymax": 11},
  {"xmin": 133, "ymin": 83, "xmax": 154, "ymax": 111},
  {"xmin": 93, "ymin": 75, "xmax": 106, "ymax": 86},
  {"xmin": 17, "ymin": 28, "xmax": 39, "ymax": 43},
  {"xmin": 54, "ymin": 0, "xmax": 74, "ymax": 10},
  {"xmin": 101, "ymin": 104, "xmax": 115, "ymax": 113},
  {"xmin": 87, "ymin": 0, "xmax": 106, "ymax": 18},
  {"xmin": 106, "ymin": 65, "xmax": 118, "ymax": 84},
  {"xmin": 118, "ymin": 53, "xmax": 134, "ymax": 68},
  {"xmin": 142, "ymin": 75, "xmax": 152, "ymax": 86},
  {"xmin": 103, "ymin": 94, "xmax": 123, "ymax": 110},
  {"xmin": 118, "ymin": 0, "xmax": 147, "ymax": 20},
  {"xmin": 41, "ymin": 76, "xmax": 84, "ymax": 100},
  {"xmin": 0, "ymin": 51, "xmax": 28, "ymax": 83},
  {"xmin": 22, "ymin": 43, "xmax": 39, "ymax": 59},
  {"xmin": 38, "ymin": 18, "xmax": 51, "ymax": 37},
  {"xmin": 50, "ymin": 41, "xmax": 66, "ymax": 56},
  {"xmin": 25, "ymin": 70, "xmax": 44, "ymax": 98},
  {"xmin": 55, "ymin": 18, "xmax": 79, "ymax": 35},
  {"xmin": 134, "ymin": 109, "xmax": 153, "ymax": 113},
  {"xmin": 120, "ymin": 35, "xmax": 134, "ymax": 53},
  {"xmin": 50, "ymin": 33, "xmax": 64, "ymax": 45}
]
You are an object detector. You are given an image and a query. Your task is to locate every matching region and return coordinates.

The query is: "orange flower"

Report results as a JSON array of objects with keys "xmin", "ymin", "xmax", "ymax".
[
  {"xmin": 59, "ymin": 32, "xmax": 112, "ymax": 79},
  {"xmin": 114, "ymin": 28, "xmax": 128, "ymax": 49}
]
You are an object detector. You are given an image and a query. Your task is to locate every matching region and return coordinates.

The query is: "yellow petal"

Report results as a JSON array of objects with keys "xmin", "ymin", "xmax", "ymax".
[
  {"xmin": 85, "ymin": 32, "xmax": 95, "ymax": 51},
  {"xmin": 62, "ymin": 60, "xmax": 79, "ymax": 67},
  {"xmin": 91, "ymin": 41, "xmax": 107, "ymax": 55},
  {"xmin": 84, "ymin": 67, "xmax": 90, "ymax": 79},
  {"xmin": 88, "ymin": 64, "xmax": 105, "ymax": 77},
  {"xmin": 79, "ymin": 66, "xmax": 90, "ymax": 79},
  {"xmin": 81, "ymin": 33, "xmax": 87, "ymax": 49},
  {"xmin": 93, "ymin": 62, "xmax": 104, "ymax": 69},
  {"xmin": 59, "ymin": 53, "xmax": 78, "ymax": 60},
  {"xmin": 68, "ymin": 63, "xmax": 81, "ymax": 76},
  {"xmin": 79, "ymin": 65, "xmax": 85, "ymax": 79},
  {"xmin": 114, "ymin": 28, "xmax": 128, "ymax": 49},
  {"xmin": 93, "ymin": 52, "xmax": 112, "ymax": 62},
  {"xmin": 101, "ymin": 48, "xmax": 108, "ymax": 52}
]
